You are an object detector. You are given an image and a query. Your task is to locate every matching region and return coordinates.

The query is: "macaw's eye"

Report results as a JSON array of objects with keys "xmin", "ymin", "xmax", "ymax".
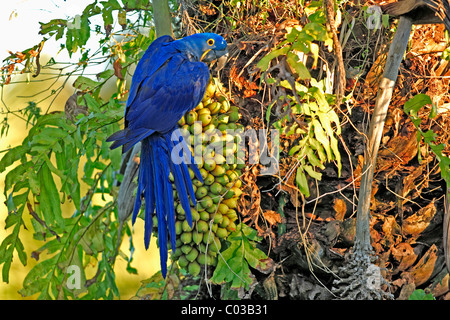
[{"xmin": 207, "ymin": 38, "xmax": 215, "ymax": 46}]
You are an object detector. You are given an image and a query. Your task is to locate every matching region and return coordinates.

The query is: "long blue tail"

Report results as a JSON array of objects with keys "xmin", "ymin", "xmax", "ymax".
[{"xmin": 113, "ymin": 128, "xmax": 202, "ymax": 277}]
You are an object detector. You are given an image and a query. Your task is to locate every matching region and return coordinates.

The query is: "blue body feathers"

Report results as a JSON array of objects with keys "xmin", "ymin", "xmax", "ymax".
[{"xmin": 106, "ymin": 33, "xmax": 227, "ymax": 277}]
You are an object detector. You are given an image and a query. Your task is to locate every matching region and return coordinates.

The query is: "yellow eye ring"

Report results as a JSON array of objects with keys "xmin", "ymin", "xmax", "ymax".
[{"xmin": 207, "ymin": 38, "xmax": 215, "ymax": 46}]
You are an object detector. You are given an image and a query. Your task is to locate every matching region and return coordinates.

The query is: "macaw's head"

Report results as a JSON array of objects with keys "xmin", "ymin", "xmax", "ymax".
[{"xmin": 176, "ymin": 33, "xmax": 228, "ymax": 63}]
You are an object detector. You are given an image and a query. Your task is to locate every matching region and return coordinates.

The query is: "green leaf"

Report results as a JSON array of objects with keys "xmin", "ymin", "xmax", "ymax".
[
  {"xmin": 286, "ymin": 52, "xmax": 311, "ymax": 80},
  {"xmin": 296, "ymin": 167, "xmax": 310, "ymax": 197},
  {"xmin": 211, "ymin": 223, "xmax": 268, "ymax": 289},
  {"xmin": 73, "ymin": 76, "xmax": 101, "ymax": 92},
  {"xmin": 408, "ymin": 289, "xmax": 435, "ymax": 300},
  {"xmin": 257, "ymin": 46, "xmax": 290, "ymax": 71},
  {"xmin": 404, "ymin": 94, "xmax": 433, "ymax": 116},
  {"xmin": 38, "ymin": 163, "xmax": 64, "ymax": 228}
]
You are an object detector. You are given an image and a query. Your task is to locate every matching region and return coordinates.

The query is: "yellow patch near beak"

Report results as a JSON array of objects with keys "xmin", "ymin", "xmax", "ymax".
[{"xmin": 200, "ymin": 49, "xmax": 212, "ymax": 61}]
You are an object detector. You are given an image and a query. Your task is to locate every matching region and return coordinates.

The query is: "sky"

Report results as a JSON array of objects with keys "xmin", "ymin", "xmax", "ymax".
[{"xmin": 0, "ymin": 0, "xmax": 97, "ymax": 62}]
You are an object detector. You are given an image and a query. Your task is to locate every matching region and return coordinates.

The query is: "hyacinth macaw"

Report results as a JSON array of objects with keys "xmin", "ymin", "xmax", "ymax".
[{"xmin": 106, "ymin": 33, "xmax": 228, "ymax": 277}]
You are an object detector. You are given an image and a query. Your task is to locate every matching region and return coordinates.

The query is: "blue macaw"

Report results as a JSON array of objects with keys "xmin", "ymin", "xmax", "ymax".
[{"xmin": 106, "ymin": 33, "xmax": 228, "ymax": 277}]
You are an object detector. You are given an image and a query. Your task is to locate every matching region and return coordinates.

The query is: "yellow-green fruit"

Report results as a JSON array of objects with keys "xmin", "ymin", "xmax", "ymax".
[
  {"xmin": 178, "ymin": 116, "xmax": 186, "ymax": 126},
  {"xmin": 222, "ymin": 198, "xmax": 238, "ymax": 209},
  {"xmin": 203, "ymin": 173, "xmax": 215, "ymax": 185},
  {"xmin": 182, "ymin": 220, "xmax": 193, "ymax": 232},
  {"xmin": 191, "ymin": 208, "xmax": 200, "ymax": 222},
  {"xmin": 181, "ymin": 232, "xmax": 192, "ymax": 244},
  {"xmin": 226, "ymin": 209, "xmax": 238, "ymax": 221},
  {"xmin": 197, "ymin": 220, "xmax": 209, "ymax": 233},
  {"xmin": 220, "ymin": 215, "xmax": 230, "ymax": 228},
  {"xmin": 207, "ymin": 102, "xmax": 221, "ymax": 114},
  {"xmin": 199, "ymin": 195, "xmax": 213, "ymax": 210},
  {"xmin": 186, "ymin": 247, "xmax": 199, "ymax": 262},
  {"xmin": 218, "ymin": 203, "xmax": 229, "ymax": 215},
  {"xmin": 216, "ymin": 227, "xmax": 228, "ymax": 239},
  {"xmin": 195, "ymin": 102, "xmax": 204, "ymax": 111},
  {"xmin": 199, "ymin": 113, "xmax": 212, "ymax": 127},
  {"xmin": 216, "ymin": 175, "xmax": 230, "ymax": 186},
  {"xmin": 181, "ymin": 244, "xmax": 192, "ymax": 254},
  {"xmin": 178, "ymin": 255, "xmax": 189, "ymax": 268},
  {"xmin": 210, "ymin": 182, "xmax": 223, "ymax": 195},
  {"xmin": 203, "ymin": 159, "xmax": 216, "ymax": 172},
  {"xmin": 200, "ymin": 210, "xmax": 210, "ymax": 221},
  {"xmin": 229, "ymin": 110, "xmax": 240, "ymax": 122},
  {"xmin": 212, "ymin": 212, "xmax": 223, "ymax": 224},
  {"xmin": 192, "ymin": 231, "xmax": 203, "ymax": 245},
  {"xmin": 206, "ymin": 203, "xmax": 218, "ymax": 213},
  {"xmin": 186, "ymin": 110, "xmax": 198, "ymax": 125},
  {"xmin": 188, "ymin": 261, "xmax": 201, "ymax": 277},
  {"xmin": 211, "ymin": 165, "xmax": 226, "ymax": 177},
  {"xmin": 227, "ymin": 221, "xmax": 237, "ymax": 232},
  {"xmin": 175, "ymin": 221, "xmax": 182, "ymax": 235},
  {"xmin": 195, "ymin": 186, "xmax": 208, "ymax": 199}
]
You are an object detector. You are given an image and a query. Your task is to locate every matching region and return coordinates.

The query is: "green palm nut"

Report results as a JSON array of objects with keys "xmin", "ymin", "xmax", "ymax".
[
  {"xmin": 218, "ymin": 96, "xmax": 230, "ymax": 113},
  {"xmin": 186, "ymin": 110, "xmax": 198, "ymax": 125},
  {"xmin": 181, "ymin": 232, "xmax": 192, "ymax": 244},
  {"xmin": 199, "ymin": 168, "xmax": 208, "ymax": 180},
  {"xmin": 205, "ymin": 79, "xmax": 217, "ymax": 98},
  {"xmin": 224, "ymin": 188, "xmax": 235, "ymax": 200},
  {"xmin": 207, "ymin": 102, "xmax": 221, "ymax": 114},
  {"xmin": 195, "ymin": 186, "xmax": 208, "ymax": 199},
  {"xmin": 178, "ymin": 255, "xmax": 189, "ymax": 268},
  {"xmin": 226, "ymin": 209, "xmax": 238, "ymax": 221},
  {"xmin": 189, "ymin": 121, "xmax": 202, "ymax": 136},
  {"xmin": 203, "ymin": 173, "xmax": 215, "ymax": 185},
  {"xmin": 191, "ymin": 208, "xmax": 200, "ymax": 222},
  {"xmin": 220, "ymin": 215, "xmax": 230, "ymax": 228},
  {"xmin": 192, "ymin": 231, "xmax": 203, "ymax": 245},
  {"xmin": 211, "ymin": 212, "xmax": 223, "ymax": 224},
  {"xmin": 182, "ymin": 219, "xmax": 193, "ymax": 232},
  {"xmin": 199, "ymin": 113, "xmax": 212, "ymax": 127},
  {"xmin": 181, "ymin": 244, "xmax": 192, "ymax": 254},
  {"xmin": 172, "ymin": 247, "xmax": 183, "ymax": 259},
  {"xmin": 199, "ymin": 195, "xmax": 213, "ymax": 210},
  {"xmin": 218, "ymin": 114, "xmax": 229, "ymax": 124},
  {"xmin": 217, "ymin": 123, "xmax": 228, "ymax": 133},
  {"xmin": 197, "ymin": 220, "xmax": 209, "ymax": 233},
  {"xmin": 197, "ymin": 253, "xmax": 214, "ymax": 266},
  {"xmin": 198, "ymin": 243, "xmax": 207, "ymax": 253},
  {"xmin": 211, "ymin": 223, "xmax": 218, "ymax": 233},
  {"xmin": 194, "ymin": 101, "xmax": 204, "ymax": 111},
  {"xmin": 188, "ymin": 261, "xmax": 201, "ymax": 277},
  {"xmin": 216, "ymin": 227, "xmax": 228, "ymax": 239},
  {"xmin": 200, "ymin": 210, "xmax": 210, "ymax": 221},
  {"xmin": 222, "ymin": 198, "xmax": 238, "ymax": 210},
  {"xmin": 210, "ymin": 182, "xmax": 223, "ymax": 195},
  {"xmin": 211, "ymin": 165, "xmax": 226, "ymax": 177},
  {"xmin": 216, "ymin": 174, "xmax": 229, "ymax": 186},
  {"xmin": 229, "ymin": 110, "xmax": 240, "ymax": 122},
  {"xmin": 178, "ymin": 115, "xmax": 186, "ymax": 126},
  {"xmin": 206, "ymin": 203, "xmax": 217, "ymax": 213},
  {"xmin": 227, "ymin": 221, "xmax": 237, "ymax": 232},
  {"xmin": 209, "ymin": 237, "xmax": 221, "ymax": 253},
  {"xmin": 186, "ymin": 247, "xmax": 199, "ymax": 262},
  {"xmin": 218, "ymin": 203, "xmax": 229, "ymax": 215},
  {"xmin": 192, "ymin": 178, "xmax": 203, "ymax": 188},
  {"xmin": 203, "ymin": 159, "xmax": 216, "ymax": 172},
  {"xmin": 203, "ymin": 123, "xmax": 215, "ymax": 132},
  {"xmin": 175, "ymin": 221, "xmax": 182, "ymax": 235}
]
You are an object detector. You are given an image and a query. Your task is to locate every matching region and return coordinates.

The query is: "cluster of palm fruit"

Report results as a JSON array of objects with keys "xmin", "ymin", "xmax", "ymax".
[{"xmin": 155, "ymin": 77, "xmax": 245, "ymax": 277}]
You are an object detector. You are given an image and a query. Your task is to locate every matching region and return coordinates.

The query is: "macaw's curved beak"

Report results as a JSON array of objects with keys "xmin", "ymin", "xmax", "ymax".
[{"xmin": 201, "ymin": 47, "xmax": 228, "ymax": 63}]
